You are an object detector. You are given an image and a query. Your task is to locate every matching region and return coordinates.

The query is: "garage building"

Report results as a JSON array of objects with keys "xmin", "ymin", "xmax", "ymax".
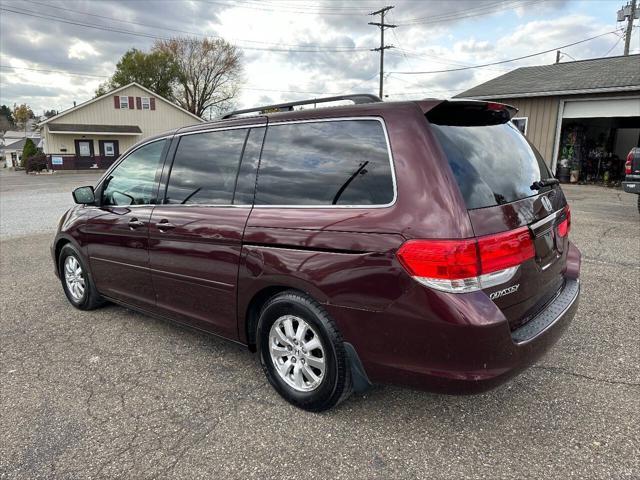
[{"xmin": 456, "ymin": 55, "xmax": 640, "ymax": 184}]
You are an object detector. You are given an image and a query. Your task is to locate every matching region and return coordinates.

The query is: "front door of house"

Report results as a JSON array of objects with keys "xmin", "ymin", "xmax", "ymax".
[
  {"xmin": 99, "ymin": 140, "xmax": 120, "ymax": 168},
  {"xmin": 75, "ymin": 139, "xmax": 93, "ymax": 158},
  {"xmin": 99, "ymin": 140, "xmax": 119, "ymax": 159}
]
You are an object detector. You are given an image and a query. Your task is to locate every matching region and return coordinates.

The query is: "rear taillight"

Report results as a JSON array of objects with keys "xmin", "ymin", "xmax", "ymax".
[
  {"xmin": 625, "ymin": 152, "xmax": 633, "ymax": 175},
  {"xmin": 397, "ymin": 227, "xmax": 534, "ymax": 293},
  {"xmin": 557, "ymin": 205, "xmax": 571, "ymax": 238}
]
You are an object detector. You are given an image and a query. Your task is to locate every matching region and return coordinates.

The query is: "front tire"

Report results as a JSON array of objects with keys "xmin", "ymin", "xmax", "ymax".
[
  {"xmin": 257, "ymin": 290, "xmax": 352, "ymax": 412},
  {"xmin": 58, "ymin": 244, "xmax": 104, "ymax": 310}
]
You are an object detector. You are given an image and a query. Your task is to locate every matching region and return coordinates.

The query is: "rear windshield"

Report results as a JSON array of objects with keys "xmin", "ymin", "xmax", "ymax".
[{"xmin": 430, "ymin": 122, "xmax": 552, "ymax": 210}]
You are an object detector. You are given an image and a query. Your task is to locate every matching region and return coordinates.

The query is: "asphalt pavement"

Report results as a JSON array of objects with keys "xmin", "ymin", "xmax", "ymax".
[{"xmin": 0, "ymin": 170, "xmax": 639, "ymax": 479}]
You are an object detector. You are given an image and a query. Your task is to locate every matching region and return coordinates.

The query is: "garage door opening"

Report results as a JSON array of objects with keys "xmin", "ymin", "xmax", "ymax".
[{"xmin": 557, "ymin": 115, "xmax": 640, "ymax": 185}]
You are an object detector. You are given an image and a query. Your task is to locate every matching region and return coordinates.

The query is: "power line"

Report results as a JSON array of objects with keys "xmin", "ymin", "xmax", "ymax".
[
  {"xmin": 390, "ymin": 29, "xmax": 623, "ymax": 74},
  {"xmin": 0, "ymin": 65, "xmax": 110, "ymax": 78},
  {"xmin": 388, "ymin": 49, "xmax": 510, "ymax": 72},
  {"xmin": 394, "ymin": 0, "xmax": 512, "ymax": 23},
  {"xmin": 0, "ymin": 65, "xmax": 347, "ymax": 96},
  {"xmin": 211, "ymin": 0, "xmax": 373, "ymax": 13},
  {"xmin": 335, "ymin": 72, "xmax": 381, "ymax": 95},
  {"xmin": 17, "ymin": 0, "xmax": 366, "ymax": 51},
  {"xmin": 0, "ymin": 6, "xmax": 370, "ymax": 53},
  {"xmin": 200, "ymin": 0, "xmax": 370, "ymax": 15},
  {"xmin": 394, "ymin": 0, "xmax": 545, "ymax": 25},
  {"xmin": 602, "ymin": 36, "xmax": 624, "ymax": 57}
]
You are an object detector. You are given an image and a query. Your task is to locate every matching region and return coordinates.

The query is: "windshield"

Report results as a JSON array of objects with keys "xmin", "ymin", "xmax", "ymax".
[{"xmin": 430, "ymin": 122, "xmax": 552, "ymax": 210}]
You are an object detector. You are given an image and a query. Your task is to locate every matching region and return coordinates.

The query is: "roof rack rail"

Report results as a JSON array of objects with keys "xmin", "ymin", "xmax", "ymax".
[{"xmin": 221, "ymin": 94, "xmax": 381, "ymax": 119}]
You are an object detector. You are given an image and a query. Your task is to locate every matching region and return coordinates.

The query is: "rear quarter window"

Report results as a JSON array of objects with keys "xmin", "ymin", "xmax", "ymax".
[
  {"xmin": 430, "ymin": 122, "xmax": 552, "ymax": 210},
  {"xmin": 255, "ymin": 119, "xmax": 394, "ymax": 206}
]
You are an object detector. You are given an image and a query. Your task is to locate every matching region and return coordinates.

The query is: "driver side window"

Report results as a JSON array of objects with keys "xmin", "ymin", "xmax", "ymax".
[{"xmin": 101, "ymin": 139, "xmax": 166, "ymax": 206}]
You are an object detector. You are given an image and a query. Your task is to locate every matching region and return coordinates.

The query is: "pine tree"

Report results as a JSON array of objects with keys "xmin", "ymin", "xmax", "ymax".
[{"xmin": 21, "ymin": 138, "xmax": 37, "ymax": 169}]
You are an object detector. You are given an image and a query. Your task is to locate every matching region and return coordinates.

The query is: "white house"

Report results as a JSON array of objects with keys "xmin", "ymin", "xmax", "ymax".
[{"xmin": 39, "ymin": 82, "xmax": 204, "ymax": 170}]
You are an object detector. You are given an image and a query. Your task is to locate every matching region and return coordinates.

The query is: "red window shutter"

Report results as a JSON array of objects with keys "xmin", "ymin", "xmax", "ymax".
[
  {"xmin": 128, "ymin": 96, "xmax": 134, "ymax": 109},
  {"xmin": 136, "ymin": 97, "xmax": 142, "ymax": 109},
  {"xmin": 114, "ymin": 96, "xmax": 120, "ymax": 109},
  {"xmin": 150, "ymin": 97, "xmax": 156, "ymax": 110}
]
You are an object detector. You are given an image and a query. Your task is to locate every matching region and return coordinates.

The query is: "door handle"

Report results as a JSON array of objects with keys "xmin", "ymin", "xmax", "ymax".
[
  {"xmin": 128, "ymin": 218, "xmax": 144, "ymax": 229},
  {"xmin": 157, "ymin": 219, "xmax": 176, "ymax": 232}
]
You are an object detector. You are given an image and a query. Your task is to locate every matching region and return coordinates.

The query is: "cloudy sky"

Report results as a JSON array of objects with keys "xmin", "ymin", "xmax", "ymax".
[{"xmin": 0, "ymin": 0, "xmax": 637, "ymax": 116}]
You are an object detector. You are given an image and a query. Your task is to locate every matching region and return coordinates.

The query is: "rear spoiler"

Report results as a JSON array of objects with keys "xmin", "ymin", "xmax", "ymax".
[{"xmin": 424, "ymin": 100, "xmax": 518, "ymax": 126}]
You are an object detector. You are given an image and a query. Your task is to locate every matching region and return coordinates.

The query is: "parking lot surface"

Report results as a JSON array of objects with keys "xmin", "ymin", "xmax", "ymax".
[
  {"xmin": 1, "ymin": 171, "xmax": 639, "ymax": 479},
  {"xmin": 0, "ymin": 171, "xmax": 101, "ymax": 239}
]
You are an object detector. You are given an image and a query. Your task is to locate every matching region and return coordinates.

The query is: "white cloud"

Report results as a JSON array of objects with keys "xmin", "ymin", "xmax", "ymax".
[
  {"xmin": 0, "ymin": 0, "xmax": 630, "ymax": 113},
  {"xmin": 68, "ymin": 40, "xmax": 100, "ymax": 60}
]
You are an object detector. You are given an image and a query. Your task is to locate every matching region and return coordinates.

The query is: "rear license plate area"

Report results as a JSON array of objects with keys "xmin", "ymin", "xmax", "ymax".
[{"xmin": 530, "ymin": 216, "xmax": 560, "ymax": 269}]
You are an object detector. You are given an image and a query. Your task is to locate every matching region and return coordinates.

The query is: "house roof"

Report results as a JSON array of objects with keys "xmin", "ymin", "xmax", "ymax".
[
  {"xmin": 456, "ymin": 55, "xmax": 640, "ymax": 100},
  {"xmin": 39, "ymin": 82, "xmax": 204, "ymax": 125},
  {"xmin": 3, "ymin": 130, "xmax": 41, "ymax": 139},
  {"xmin": 0, "ymin": 138, "xmax": 27, "ymax": 151},
  {"xmin": 48, "ymin": 123, "xmax": 142, "ymax": 134}
]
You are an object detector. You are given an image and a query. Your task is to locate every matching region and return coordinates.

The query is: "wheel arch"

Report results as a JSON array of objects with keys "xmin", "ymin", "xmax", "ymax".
[
  {"xmin": 53, "ymin": 235, "xmax": 89, "ymax": 277},
  {"xmin": 53, "ymin": 237, "xmax": 72, "ymax": 276},
  {"xmin": 243, "ymin": 285, "xmax": 304, "ymax": 352}
]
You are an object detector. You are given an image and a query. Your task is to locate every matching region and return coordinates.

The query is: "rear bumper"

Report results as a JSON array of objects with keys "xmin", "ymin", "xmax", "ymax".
[
  {"xmin": 622, "ymin": 180, "xmax": 639, "ymax": 194},
  {"xmin": 511, "ymin": 278, "xmax": 579, "ymax": 344},
  {"xmin": 329, "ymin": 243, "xmax": 582, "ymax": 394}
]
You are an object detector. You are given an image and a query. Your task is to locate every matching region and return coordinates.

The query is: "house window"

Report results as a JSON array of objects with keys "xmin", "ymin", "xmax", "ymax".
[
  {"xmin": 141, "ymin": 97, "xmax": 151, "ymax": 110},
  {"xmin": 512, "ymin": 117, "xmax": 528, "ymax": 135},
  {"xmin": 120, "ymin": 96, "xmax": 129, "ymax": 109}
]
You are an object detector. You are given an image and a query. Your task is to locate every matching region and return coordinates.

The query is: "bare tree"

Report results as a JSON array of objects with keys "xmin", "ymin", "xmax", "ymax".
[{"xmin": 154, "ymin": 38, "xmax": 242, "ymax": 118}]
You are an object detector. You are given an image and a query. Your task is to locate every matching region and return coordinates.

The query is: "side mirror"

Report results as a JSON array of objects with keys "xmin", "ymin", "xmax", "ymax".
[{"xmin": 72, "ymin": 186, "xmax": 95, "ymax": 205}]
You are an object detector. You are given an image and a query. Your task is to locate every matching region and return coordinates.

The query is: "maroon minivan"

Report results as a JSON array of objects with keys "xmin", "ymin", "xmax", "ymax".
[{"xmin": 53, "ymin": 96, "xmax": 581, "ymax": 411}]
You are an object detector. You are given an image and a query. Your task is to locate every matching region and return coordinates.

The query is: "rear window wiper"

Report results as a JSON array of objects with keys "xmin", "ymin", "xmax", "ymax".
[{"xmin": 530, "ymin": 178, "xmax": 560, "ymax": 190}]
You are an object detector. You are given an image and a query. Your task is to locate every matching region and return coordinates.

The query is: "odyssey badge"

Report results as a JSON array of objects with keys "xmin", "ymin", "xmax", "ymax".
[{"xmin": 489, "ymin": 284, "xmax": 520, "ymax": 300}]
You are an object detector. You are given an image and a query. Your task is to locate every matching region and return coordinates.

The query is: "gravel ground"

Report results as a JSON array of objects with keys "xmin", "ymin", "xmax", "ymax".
[
  {"xmin": 0, "ymin": 175, "xmax": 639, "ymax": 479},
  {"xmin": 0, "ymin": 170, "xmax": 101, "ymax": 239}
]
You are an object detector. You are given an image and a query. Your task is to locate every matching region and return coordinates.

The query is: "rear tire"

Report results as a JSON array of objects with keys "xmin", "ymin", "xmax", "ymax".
[
  {"xmin": 58, "ymin": 244, "xmax": 104, "ymax": 310},
  {"xmin": 257, "ymin": 290, "xmax": 352, "ymax": 412}
]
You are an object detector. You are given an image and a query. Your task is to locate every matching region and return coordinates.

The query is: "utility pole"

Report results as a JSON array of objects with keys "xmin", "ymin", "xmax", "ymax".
[
  {"xmin": 369, "ymin": 6, "xmax": 396, "ymax": 99},
  {"xmin": 555, "ymin": 50, "xmax": 561, "ymax": 63},
  {"xmin": 619, "ymin": 0, "xmax": 638, "ymax": 55}
]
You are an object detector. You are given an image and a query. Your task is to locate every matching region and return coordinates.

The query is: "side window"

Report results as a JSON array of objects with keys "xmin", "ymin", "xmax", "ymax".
[
  {"xmin": 101, "ymin": 139, "xmax": 166, "ymax": 206},
  {"xmin": 164, "ymin": 129, "xmax": 248, "ymax": 205},
  {"xmin": 255, "ymin": 120, "xmax": 394, "ymax": 206}
]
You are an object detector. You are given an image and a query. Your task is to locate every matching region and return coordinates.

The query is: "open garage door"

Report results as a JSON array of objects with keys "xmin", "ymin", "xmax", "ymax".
[{"xmin": 555, "ymin": 97, "xmax": 640, "ymax": 183}]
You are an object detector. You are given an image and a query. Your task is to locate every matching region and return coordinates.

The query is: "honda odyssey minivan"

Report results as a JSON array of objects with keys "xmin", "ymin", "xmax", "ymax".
[{"xmin": 53, "ymin": 95, "xmax": 581, "ymax": 411}]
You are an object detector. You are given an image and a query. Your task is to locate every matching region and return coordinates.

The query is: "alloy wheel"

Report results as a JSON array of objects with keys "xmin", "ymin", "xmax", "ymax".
[
  {"xmin": 268, "ymin": 315, "xmax": 326, "ymax": 392},
  {"xmin": 64, "ymin": 256, "xmax": 86, "ymax": 302}
]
